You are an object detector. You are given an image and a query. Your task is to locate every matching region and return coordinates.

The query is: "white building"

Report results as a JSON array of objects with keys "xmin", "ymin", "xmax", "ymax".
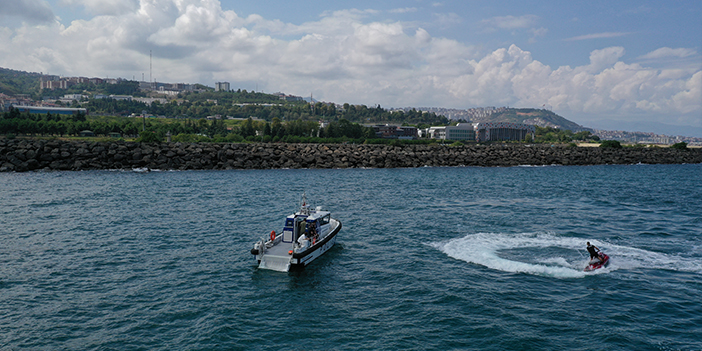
[
  {"xmin": 215, "ymin": 82, "xmax": 230, "ymax": 92},
  {"xmin": 425, "ymin": 122, "xmax": 534, "ymax": 142},
  {"xmin": 426, "ymin": 124, "xmax": 475, "ymax": 141}
]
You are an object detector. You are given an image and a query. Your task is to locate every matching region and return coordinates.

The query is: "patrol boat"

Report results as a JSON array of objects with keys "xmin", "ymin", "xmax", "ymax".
[{"xmin": 250, "ymin": 194, "xmax": 342, "ymax": 272}]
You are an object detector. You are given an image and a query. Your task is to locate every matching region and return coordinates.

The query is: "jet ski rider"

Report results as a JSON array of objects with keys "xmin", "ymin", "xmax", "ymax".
[{"xmin": 586, "ymin": 242, "xmax": 602, "ymax": 262}]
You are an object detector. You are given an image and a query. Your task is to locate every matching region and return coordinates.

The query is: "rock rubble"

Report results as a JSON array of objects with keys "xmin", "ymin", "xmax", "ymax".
[{"xmin": 1, "ymin": 139, "xmax": 700, "ymax": 172}]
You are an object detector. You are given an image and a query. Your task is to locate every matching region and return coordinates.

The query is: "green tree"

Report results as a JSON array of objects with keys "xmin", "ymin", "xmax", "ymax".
[
  {"xmin": 600, "ymin": 140, "xmax": 622, "ymax": 148},
  {"xmin": 241, "ymin": 117, "xmax": 256, "ymax": 137},
  {"xmin": 136, "ymin": 130, "xmax": 162, "ymax": 143}
]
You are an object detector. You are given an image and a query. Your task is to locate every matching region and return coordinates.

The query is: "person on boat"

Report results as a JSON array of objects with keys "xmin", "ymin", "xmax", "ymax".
[
  {"xmin": 297, "ymin": 232, "xmax": 309, "ymax": 249},
  {"xmin": 309, "ymin": 224, "xmax": 317, "ymax": 241},
  {"xmin": 586, "ymin": 242, "xmax": 602, "ymax": 262}
]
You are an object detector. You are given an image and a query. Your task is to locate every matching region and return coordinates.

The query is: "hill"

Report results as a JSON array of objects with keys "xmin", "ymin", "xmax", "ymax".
[
  {"xmin": 407, "ymin": 106, "xmax": 591, "ymax": 132},
  {"xmin": 0, "ymin": 67, "xmax": 41, "ymax": 97},
  {"xmin": 488, "ymin": 108, "xmax": 592, "ymax": 132},
  {"xmin": 0, "ymin": 66, "xmax": 585, "ymax": 132}
]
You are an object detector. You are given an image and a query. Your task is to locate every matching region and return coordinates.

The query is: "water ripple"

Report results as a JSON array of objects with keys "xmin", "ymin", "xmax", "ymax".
[{"xmin": 1, "ymin": 164, "xmax": 701, "ymax": 350}]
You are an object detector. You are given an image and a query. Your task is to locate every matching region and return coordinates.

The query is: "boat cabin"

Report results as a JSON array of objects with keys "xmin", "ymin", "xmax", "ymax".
[{"xmin": 282, "ymin": 210, "xmax": 331, "ymax": 244}]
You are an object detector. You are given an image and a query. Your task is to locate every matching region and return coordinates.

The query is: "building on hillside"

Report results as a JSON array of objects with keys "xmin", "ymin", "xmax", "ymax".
[
  {"xmin": 139, "ymin": 81, "xmax": 155, "ymax": 90},
  {"xmin": 425, "ymin": 122, "xmax": 534, "ymax": 142},
  {"xmin": 63, "ymin": 94, "xmax": 86, "ymax": 100},
  {"xmin": 109, "ymin": 95, "xmax": 133, "ymax": 101},
  {"xmin": 473, "ymin": 122, "xmax": 535, "ymax": 142},
  {"xmin": 134, "ymin": 97, "xmax": 168, "ymax": 105},
  {"xmin": 215, "ymin": 82, "xmax": 230, "ymax": 92},
  {"xmin": 40, "ymin": 76, "xmax": 68, "ymax": 90},
  {"xmin": 138, "ymin": 81, "xmax": 194, "ymax": 94},
  {"xmin": 13, "ymin": 106, "xmax": 88, "ymax": 115},
  {"xmin": 0, "ymin": 93, "xmax": 33, "ymax": 111},
  {"xmin": 372, "ymin": 125, "xmax": 418, "ymax": 139},
  {"xmin": 425, "ymin": 124, "xmax": 476, "ymax": 140},
  {"xmin": 426, "ymin": 126, "xmax": 446, "ymax": 139},
  {"xmin": 273, "ymin": 92, "xmax": 304, "ymax": 102},
  {"xmin": 40, "ymin": 75, "xmax": 127, "ymax": 90},
  {"xmin": 67, "ymin": 77, "xmax": 90, "ymax": 84},
  {"xmin": 158, "ymin": 86, "xmax": 181, "ymax": 96},
  {"xmin": 445, "ymin": 123, "xmax": 476, "ymax": 141}
]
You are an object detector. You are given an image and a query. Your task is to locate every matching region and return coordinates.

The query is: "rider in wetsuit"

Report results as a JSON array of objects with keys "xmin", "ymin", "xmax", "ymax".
[{"xmin": 586, "ymin": 242, "xmax": 602, "ymax": 262}]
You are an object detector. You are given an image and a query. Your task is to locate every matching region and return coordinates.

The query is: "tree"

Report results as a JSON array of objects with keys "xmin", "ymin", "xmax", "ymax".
[
  {"xmin": 241, "ymin": 117, "xmax": 255, "ymax": 137},
  {"xmin": 136, "ymin": 130, "xmax": 162, "ymax": 143},
  {"xmin": 8, "ymin": 107, "xmax": 20, "ymax": 119},
  {"xmin": 599, "ymin": 140, "xmax": 622, "ymax": 148}
]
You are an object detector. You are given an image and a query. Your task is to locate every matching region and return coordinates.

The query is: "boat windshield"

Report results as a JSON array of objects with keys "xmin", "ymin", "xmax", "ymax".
[{"xmin": 319, "ymin": 214, "xmax": 330, "ymax": 225}]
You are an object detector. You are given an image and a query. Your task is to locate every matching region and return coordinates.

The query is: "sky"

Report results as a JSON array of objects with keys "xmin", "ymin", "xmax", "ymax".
[{"xmin": 1, "ymin": 0, "xmax": 701, "ymax": 137}]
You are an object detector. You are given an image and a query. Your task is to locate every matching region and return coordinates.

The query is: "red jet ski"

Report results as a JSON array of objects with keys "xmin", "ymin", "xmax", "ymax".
[{"xmin": 584, "ymin": 252, "xmax": 610, "ymax": 272}]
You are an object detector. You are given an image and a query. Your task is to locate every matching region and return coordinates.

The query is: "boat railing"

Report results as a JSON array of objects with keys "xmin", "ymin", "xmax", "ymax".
[{"xmin": 267, "ymin": 234, "xmax": 282, "ymax": 247}]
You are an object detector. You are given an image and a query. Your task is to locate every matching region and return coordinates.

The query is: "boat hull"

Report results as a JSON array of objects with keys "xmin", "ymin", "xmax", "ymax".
[
  {"xmin": 254, "ymin": 219, "xmax": 342, "ymax": 272},
  {"xmin": 290, "ymin": 220, "xmax": 342, "ymax": 270}
]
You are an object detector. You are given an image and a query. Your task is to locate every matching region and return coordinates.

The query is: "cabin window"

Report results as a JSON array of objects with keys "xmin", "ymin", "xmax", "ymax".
[
  {"xmin": 320, "ymin": 214, "xmax": 330, "ymax": 225},
  {"xmin": 285, "ymin": 218, "xmax": 294, "ymax": 228}
]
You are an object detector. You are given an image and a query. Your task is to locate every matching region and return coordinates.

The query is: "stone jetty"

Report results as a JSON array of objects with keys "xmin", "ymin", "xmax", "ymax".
[{"xmin": 1, "ymin": 139, "xmax": 700, "ymax": 172}]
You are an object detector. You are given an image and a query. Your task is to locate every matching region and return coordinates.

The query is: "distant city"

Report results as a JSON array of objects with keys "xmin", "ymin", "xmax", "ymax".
[
  {"xmin": 394, "ymin": 107, "xmax": 702, "ymax": 146},
  {"xmin": 2, "ymin": 73, "xmax": 701, "ymax": 146}
]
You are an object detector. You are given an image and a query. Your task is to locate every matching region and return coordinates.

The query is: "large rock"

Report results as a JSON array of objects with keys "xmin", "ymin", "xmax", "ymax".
[{"xmin": 1, "ymin": 139, "xmax": 701, "ymax": 172}]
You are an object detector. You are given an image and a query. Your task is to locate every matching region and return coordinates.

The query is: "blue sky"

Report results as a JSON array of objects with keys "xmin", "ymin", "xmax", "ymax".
[{"xmin": 1, "ymin": 0, "xmax": 701, "ymax": 136}]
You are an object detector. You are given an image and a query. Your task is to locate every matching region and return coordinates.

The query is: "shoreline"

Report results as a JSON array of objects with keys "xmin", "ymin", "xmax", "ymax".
[{"xmin": 2, "ymin": 139, "xmax": 701, "ymax": 172}]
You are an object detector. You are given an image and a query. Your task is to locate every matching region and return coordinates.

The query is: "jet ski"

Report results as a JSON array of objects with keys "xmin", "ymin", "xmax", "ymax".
[{"xmin": 584, "ymin": 252, "xmax": 610, "ymax": 272}]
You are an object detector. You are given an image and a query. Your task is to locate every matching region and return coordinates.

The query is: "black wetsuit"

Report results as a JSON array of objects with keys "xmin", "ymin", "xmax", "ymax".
[{"xmin": 587, "ymin": 245, "xmax": 600, "ymax": 260}]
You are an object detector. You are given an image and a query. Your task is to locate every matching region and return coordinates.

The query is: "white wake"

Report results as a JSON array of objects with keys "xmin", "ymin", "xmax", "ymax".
[{"xmin": 431, "ymin": 232, "xmax": 701, "ymax": 278}]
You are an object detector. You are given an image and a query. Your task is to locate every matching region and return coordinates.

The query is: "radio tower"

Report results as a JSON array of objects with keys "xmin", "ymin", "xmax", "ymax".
[{"xmin": 150, "ymin": 50, "xmax": 153, "ymax": 89}]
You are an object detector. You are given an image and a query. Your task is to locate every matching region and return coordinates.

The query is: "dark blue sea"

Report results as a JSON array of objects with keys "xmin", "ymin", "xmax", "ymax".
[{"xmin": 1, "ymin": 164, "xmax": 701, "ymax": 350}]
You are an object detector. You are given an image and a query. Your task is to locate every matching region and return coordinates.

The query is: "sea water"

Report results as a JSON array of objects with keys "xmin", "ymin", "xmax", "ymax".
[{"xmin": 1, "ymin": 164, "xmax": 701, "ymax": 350}]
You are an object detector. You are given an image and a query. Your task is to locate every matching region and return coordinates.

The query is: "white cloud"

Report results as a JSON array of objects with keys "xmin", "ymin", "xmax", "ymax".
[
  {"xmin": 432, "ymin": 12, "xmax": 462, "ymax": 28},
  {"xmin": 0, "ymin": 0, "xmax": 699, "ymax": 130},
  {"xmin": 564, "ymin": 32, "xmax": 631, "ymax": 41},
  {"xmin": 389, "ymin": 7, "xmax": 417, "ymax": 14},
  {"xmin": 529, "ymin": 27, "xmax": 547, "ymax": 43},
  {"xmin": 639, "ymin": 47, "xmax": 697, "ymax": 60},
  {"xmin": 319, "ymin": 8, "xmax": 378, "ymax": 20},
  {"xmin": 481, "ymin": 14, "xmax": 546, "ymax": 43},
  {"xmin": 587, "ymin": 46, "xmax": 626, "ymax": 72}
]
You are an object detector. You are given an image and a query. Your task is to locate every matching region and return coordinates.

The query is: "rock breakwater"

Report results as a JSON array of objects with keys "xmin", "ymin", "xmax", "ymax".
[{"xmin": 1, "ymin": 139, "xmax": 700, "ymax": 172}]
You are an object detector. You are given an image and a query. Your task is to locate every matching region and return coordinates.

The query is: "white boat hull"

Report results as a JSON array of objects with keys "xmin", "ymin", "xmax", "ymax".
[
  {"xmin": 292, "ymin": 224, "xmax": 339, "ymax": 268},
  {"xmin": 255, "ymin": 219, "xmax": 341, "ymax": 272}
]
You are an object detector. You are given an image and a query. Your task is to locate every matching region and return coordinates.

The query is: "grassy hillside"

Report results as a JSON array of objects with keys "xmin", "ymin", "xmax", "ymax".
[{"xmin": 0, "ymin": 67, "xmax": 41, "ymax": 97}]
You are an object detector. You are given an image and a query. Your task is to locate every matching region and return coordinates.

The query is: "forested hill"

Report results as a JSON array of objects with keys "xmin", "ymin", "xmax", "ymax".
[
  {"xmin": 0, "ymin": 68, "xmax": 41, "ymax": 96},
  {"xmin": 396, "ymin": 106, "xmax": 591, "ymax": 132},
  {"xmin": 0, "ymin": 67, "xmax": 449, "ymax": 125},
  {"xmin": 2, "ymin": 67, "xmax": 584, "ymax": 131},
  {"xmin": 488, "ymin": 108, "xmax": 592, "ymax": 132}
]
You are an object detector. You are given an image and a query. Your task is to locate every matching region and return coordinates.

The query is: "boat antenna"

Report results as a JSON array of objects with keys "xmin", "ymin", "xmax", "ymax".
[{"xmin": 299, "ymin": 192, "xmax": 310, "ymax": 215}]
